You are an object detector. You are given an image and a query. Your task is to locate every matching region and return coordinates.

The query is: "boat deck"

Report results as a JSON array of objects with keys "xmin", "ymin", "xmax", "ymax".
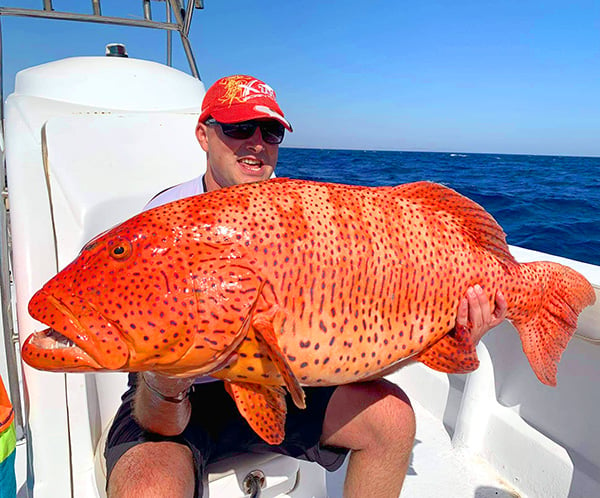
[{"xmin": 326, "ymin": 398, "xmax": 521, "ymax": 498}]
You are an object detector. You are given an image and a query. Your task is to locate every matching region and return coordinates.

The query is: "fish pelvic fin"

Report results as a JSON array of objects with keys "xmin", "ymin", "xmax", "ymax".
[
  {"xmin": 252, "ymin": 309, "xmax": 306, "ymax": 409},
  {"xmin": 511, "ymin": 261, "xmax": 596, "ymax": 386},
  {"xmin": 417, "ymin": 324, "xmax": 480, "ymax": 373},
  {"xmin": 225, "ymin": 381, "xmax": 287, "ymax": 445}
]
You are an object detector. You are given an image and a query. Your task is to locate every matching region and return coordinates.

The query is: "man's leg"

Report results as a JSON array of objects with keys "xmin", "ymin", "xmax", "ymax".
[
  {"xmin": 321, "ymin": 380, "xmax": 416, "ymax": 498},
  {"xmin": 108, "ymin": 441, "xmax": 195, "ymax": 498}
]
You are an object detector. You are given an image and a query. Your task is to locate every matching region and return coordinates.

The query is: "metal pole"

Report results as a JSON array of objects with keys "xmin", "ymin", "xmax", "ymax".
[
  {"xmin": 0, "ymin": 15, "xmax": 4, "ymax": 136},
  {"xmin": 0, "ymin": 175, "xmax": 23, "ymax": 436},
  {"xmin": 0, "ymin": 8, "xmax": 180, "ymax": 31},
  {"xmin": 183, "ymin": 0, "xmax": 195, "ymax": 36},
  {"xmin": 43, "ymin": 0, "xmax": 52, "ymax": 11},
  {"xmin": 179, "ymin": 31, "xmax": 200, "ymax": 79},
  {"xmin": 91, "ymin": 0, "xmax": 101, "ymax": 17},
  {"xmin": 166, "ymin": 0, "xmax": 185, "ymax": 27},
  {"xmin": 143, "ymin": 0, "xmax": 151, "ymax": 21},
  {"xmin": 166, "ymin": 0, "xmax": 200, "ymax": 79},
  {"xmin": 166, "ymin": 1, "xmax": 172, "ymax": 67},
  {"xmin": 0, "ymin": 16, "xmax": 23, "ymax": 434}
]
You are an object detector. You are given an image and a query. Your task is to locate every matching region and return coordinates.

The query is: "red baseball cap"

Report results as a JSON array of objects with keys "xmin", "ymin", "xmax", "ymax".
[{"xmin": 198, "ymin": 75, "xmax": 292, "ymax": 131}]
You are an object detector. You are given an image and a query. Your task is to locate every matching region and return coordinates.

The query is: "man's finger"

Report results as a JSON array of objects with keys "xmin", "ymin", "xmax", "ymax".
[
  {"xmin": 491, "ymin": 290, "xmax": 508, "ymax": 324},
  {"xmin": 467, "ymin": 286, "xmax": 483, "ymax": 330},
  {"xmin": 456, "ymin": 296, "xmax": 469, "ymax": 327}
]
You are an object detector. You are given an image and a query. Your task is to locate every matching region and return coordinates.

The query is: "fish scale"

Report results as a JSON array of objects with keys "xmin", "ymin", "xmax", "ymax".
[{"xmin": 23, "ymin": 178, "xmax": 595, "ymax": 444}]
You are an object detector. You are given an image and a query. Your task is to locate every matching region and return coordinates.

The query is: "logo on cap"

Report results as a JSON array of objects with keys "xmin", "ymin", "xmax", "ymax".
[{"xmin": 218, "ymin": 75, "xmax": 277, "ymax": 107}]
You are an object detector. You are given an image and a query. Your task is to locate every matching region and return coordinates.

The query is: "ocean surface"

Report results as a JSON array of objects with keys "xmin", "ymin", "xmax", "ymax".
[{"xmin": 277, "ymin": 149, "xmax": 599, "ymax": 267}]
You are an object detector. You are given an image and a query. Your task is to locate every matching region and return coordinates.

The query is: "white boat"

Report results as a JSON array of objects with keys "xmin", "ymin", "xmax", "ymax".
[{"xmin": 0, "ymin": 3, "xmax": 598, "ymax": 497}]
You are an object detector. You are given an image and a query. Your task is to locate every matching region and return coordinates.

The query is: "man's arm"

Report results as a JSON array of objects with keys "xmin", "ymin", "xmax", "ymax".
[{"xmin": 133, "ymin": 372, "xmax": 195, "ymax": 436}]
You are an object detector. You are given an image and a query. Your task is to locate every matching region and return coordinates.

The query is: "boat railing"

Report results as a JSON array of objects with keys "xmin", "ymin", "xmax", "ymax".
[
  {"xmin": 0, "ymin": 0, "xmax": 205, "ymax": 441},
  {"xmin": 0, "ymin": 154, "xmax": 21, "ymax": 435},
  {"xmin": 0, "ymin": 0, "xmax": 203, "ymax": 82}
]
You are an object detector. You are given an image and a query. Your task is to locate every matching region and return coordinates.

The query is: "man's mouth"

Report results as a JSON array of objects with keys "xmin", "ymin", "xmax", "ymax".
[{"xmin": 239, "ymin": 158, "xmax": 263, "ymax": 172}]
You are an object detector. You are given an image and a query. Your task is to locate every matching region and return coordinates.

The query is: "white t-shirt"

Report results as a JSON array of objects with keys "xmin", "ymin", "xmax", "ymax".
[
  {"xmin": 144, "ymin": 175, "xmax": 205, "ymax": 210},
  {"xmin": 144, "ymin": 175, "xmax": 217, "ymax": 384}
]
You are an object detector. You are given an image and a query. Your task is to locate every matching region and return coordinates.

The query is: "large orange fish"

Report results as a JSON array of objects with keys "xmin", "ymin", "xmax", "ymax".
[{"xmin": 23, "ymin": 179, "xmax": 595, "ymax": 444}]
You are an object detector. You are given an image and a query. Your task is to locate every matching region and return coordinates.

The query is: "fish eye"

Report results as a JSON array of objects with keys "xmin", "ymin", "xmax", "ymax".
[{"xmin": 108, "ymin": 239, "xmax": 132, "ymax": 260}]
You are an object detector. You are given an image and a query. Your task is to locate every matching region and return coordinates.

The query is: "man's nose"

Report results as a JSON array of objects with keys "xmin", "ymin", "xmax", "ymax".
[{"xmin": 245, "ymin": 127, "xmax": 265, "ymax": 151}]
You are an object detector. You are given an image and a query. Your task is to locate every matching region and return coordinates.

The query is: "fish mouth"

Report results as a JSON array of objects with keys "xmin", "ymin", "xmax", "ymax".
[
  {"xmin": 22, "ymin": 327, "xmax": 104, "ymax": 371},
  {"xmin": 22, "ymin": 290, "xmax": 130, "ymax": 372}
]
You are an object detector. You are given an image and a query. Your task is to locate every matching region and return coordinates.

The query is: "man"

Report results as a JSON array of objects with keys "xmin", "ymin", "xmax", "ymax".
[{"xmin": 105, "ymin": 74, "xmax": 507, "ymax": 498}]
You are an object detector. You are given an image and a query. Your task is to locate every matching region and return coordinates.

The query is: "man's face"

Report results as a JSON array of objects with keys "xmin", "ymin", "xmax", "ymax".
[{"xmin": 196, "ymin": 120, "xmax": 279, "ymax": 192}]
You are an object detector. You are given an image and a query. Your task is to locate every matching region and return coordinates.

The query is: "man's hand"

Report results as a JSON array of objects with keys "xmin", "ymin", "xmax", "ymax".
[
  {"xmin": 140, "ymin": 349, "xmax": 239, "ymax": 402},
  {"xmin": 134, "ymin": 351, "xmax": 239, "ymax": 436},
  {"xmin": 456, "ymin": 285, "xmax": 508, "ymax": 345}
]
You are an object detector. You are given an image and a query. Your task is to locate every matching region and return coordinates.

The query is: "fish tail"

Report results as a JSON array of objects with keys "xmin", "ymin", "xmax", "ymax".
[{"xmin": 511, "ymin": 261, "xmax": 595, "ymax": 386}]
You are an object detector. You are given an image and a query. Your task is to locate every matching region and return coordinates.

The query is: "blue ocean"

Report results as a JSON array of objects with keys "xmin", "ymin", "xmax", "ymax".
[{"xmin": 278, "ymin": 149, "xmax": 599, "ymax": 267}]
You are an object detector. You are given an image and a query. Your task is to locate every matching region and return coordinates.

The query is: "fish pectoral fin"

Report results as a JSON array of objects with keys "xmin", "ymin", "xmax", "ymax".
[
  {"xmin": 224, "ymin": 381, "xmax": 287, "ymax": 445},
  {"xmin": 252, "ymin": 309, "xmax": 306, "ymax": 409},
  {"xmin": 417, "ymin": 324, "xmax": 480, "ymax": 373}
]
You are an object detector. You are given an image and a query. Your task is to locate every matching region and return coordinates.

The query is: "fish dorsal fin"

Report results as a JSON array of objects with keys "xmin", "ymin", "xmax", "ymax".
[
  {"xmin": 396, "ymin": 181, "xmax": 517, "ymax": 269},
  {"xmin": 252, "ymin": 308, "xmax": 306, "ymax": 409},
  {"xmin": 224, "ymin": 381, "xmax": 287, "ymax": 444},
  {"xmin": 417, "ymin": 324, "xmax": 480, "ymax": 373}
]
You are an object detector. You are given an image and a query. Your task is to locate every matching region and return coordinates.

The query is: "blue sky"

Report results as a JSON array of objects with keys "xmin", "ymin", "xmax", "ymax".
[{"xmin": 2, "ymin": 0, "xmax": 599, "ymax": 156}]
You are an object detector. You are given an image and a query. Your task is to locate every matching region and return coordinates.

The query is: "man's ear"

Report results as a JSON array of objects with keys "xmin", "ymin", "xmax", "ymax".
[{"xmin": 196, "ymin": 122, "xmax": 209, "ymax": 152}]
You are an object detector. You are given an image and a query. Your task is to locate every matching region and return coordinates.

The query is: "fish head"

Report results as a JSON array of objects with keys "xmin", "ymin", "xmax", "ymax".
[
  {"xmin": 22, "ymin": 203, "xmax": 260, "ymax": 374},
  {"xmin": 23, "ymin": 212, "xmax": 183, "ymax": 371}
]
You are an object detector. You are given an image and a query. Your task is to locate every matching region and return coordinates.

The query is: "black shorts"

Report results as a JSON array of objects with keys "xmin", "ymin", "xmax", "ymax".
[{"xmin": 105, "ymin": 376, "xmax": 348, "ymax": 497}]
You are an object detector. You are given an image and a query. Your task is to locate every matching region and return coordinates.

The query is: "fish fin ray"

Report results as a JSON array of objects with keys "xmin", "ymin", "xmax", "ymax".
[
  {"xmin": 512, "ymin": 262, "xmax": 595, "ymax": 386},
  {"xmin": 396, "ymin": 181, "xmax": 517, "ymax": 269},
  {"xmin": 417, "ymin": 324, "xmax": 480, "ymax": 373},
  {"xmin": 252, "ymin": 309, "xmax": 306, "ymax": 409},
  {"xmin": 224, "ymin": 381, "xmax": 286, "ymax": 445}
]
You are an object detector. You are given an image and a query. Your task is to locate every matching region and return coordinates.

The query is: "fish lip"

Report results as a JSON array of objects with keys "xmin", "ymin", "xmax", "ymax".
[
  {"xmin": 25, "ymin": 290, "xmax": 130, "ymax": 370},
  {"xmin": 22, "ymin": 328, "xmax": 103, "ymax": 370}
]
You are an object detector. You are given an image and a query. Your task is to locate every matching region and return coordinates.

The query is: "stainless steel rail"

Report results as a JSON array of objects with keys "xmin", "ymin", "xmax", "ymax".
[
  {"xmin": 0, "ymin": 0, "xmax": 202, "ymax": 78},
  {"xmin": 0, "ymin": 184, "xmax": 22, "ymax": 435}
]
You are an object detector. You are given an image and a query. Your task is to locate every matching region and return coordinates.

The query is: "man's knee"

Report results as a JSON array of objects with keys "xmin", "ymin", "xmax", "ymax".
[
  {"xmin": 354, "ymin": 380, "xmax": 416, "ymax": 446},
  {"xmin": 107, "ymin": 441, "xmax": 195, "ymax": 498},
  {"xmin": 323, "ymin": 380, "xmax": 416, "ymax": 451}
]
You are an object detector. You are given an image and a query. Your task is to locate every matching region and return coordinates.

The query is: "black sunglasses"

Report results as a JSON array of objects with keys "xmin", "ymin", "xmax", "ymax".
[{"xmin": 205, "ymin": 118, "xmax": 285, "ymax": 145}]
